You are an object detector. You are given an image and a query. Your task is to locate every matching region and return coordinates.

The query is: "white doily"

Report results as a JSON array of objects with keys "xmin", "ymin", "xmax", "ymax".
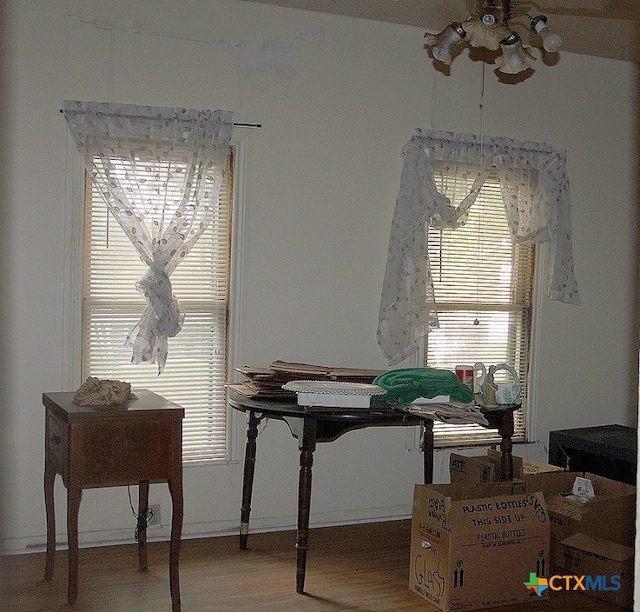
[{"xmin": 282, "ymin": 380, "xmax": 386, "ymax": 396}]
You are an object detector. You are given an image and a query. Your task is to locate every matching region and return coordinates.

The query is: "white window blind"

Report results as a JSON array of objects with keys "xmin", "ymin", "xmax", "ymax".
[
  {"xmin": 82, "ymin": 151, "xmax": 234, "ymax": 462},
  {"xmin": 425, "ymin": 167, "xmax": 534, "ymax": 447}
]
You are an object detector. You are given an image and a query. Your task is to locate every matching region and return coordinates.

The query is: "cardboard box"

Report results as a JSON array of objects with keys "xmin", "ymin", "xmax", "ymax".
[
  {"xmin": 557, "ymin": 532, "xmax": 634, "ymax": 609},
  {"xmin": 449, "ymin": 453, "xmax": 496, "ymax": 484},
  {"xmin": 520, "ymin": 457, "xmax": 563, "ymax": 475},
  {"xmin": 524, "ymin": 471, "xmax": 636, "ymax": 569},
  {"xmin": 450, "ymin": 450, "xmax": 561, "ymax": 485},
  {"xmin": 410, "ymin": 482, "xmax": 550, "ymax": 611}
]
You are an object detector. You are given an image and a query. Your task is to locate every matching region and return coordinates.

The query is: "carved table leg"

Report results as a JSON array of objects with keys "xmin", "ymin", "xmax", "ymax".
[
  {"xmin": 168, "ymin": 470, "xmax": 183, "ymax": 612},
  {"xmin": 67, "ymin": 481, "xmax": 83, "ymax": 605},
  {"xmin": 137, "ymin": 480, "xmax": 150, "ymax": 570},
  {"xmin": 44, "ymin": 457, "xmax": 56, "ymax": 581},
  {"xmin": 240, "ymin": 411, "xmax": 260, "ymax": 550},
  {"xmin": 295, "ymin": 417, "xmax": 317, "ymax": 594}
]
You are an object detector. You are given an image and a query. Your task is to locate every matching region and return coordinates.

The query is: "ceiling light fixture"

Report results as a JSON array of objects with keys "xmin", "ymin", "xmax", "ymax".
[{"xmin": 424, "ymin": 0, "xmax": 562, "ymax": 76}]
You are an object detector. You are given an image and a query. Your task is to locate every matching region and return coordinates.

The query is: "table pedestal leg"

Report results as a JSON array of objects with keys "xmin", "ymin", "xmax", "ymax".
[
  {"xmin": 497, "ymin": 416, "xmax": 514, "ymax": 481},
  {"xmin": 485, "ymin": 411, "xmax": 515, "ymax": 481},
  {"xmin": 240, "ymin": 411, "xmax": 260, "ymax": 550},
  {"xmin": 296, "ymin": 418, "xmax": 317, "ymax": 594},
  {"xmin": 422, "ymin": 419, "xmax": 434, "ymax": 484},
  {"xmin": 137, "ymin": 480, "xmax": 149, "ymax": 570}
]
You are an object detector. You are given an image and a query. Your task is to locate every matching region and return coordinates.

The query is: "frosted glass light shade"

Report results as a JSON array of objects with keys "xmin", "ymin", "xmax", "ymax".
[
  {"xmin": 424, "ymin": 23, "xmax": 466, "ymax": 65},
  {"xmin": 496, "ymin": 34, "xmax": 536, "ymax": 74}
]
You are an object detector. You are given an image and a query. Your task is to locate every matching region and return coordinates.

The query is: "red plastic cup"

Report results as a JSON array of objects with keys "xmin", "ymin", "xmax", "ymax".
[{"xmin": 455, "ymin": 365, "xmax": 474, "ymax": 390}]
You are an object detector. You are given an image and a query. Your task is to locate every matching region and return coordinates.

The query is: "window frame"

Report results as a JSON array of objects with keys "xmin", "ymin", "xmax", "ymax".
[
  {"xmin": 410, "ymin": 168, "xmax": 544, "ymax": 449},
  {"xmin": 62, "ymin": 131, "xmax": 249, "ymax": 464}
]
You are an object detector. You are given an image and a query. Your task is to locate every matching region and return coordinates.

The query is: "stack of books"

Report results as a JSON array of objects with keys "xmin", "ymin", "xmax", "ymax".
[{"xmin": 228, "ymin": 360, "xmax": 384, "ymax": 398}]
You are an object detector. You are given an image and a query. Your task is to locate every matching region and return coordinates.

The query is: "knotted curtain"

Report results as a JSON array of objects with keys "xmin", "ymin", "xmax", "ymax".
[{"xmin": 63, "ymin": 100, "xmax": 235, "ymax": 373}]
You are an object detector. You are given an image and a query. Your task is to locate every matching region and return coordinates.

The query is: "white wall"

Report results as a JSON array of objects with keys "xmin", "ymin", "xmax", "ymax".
[{"xmin": 2, "ymin": 0, "xmax": 637, "ymax": 552}]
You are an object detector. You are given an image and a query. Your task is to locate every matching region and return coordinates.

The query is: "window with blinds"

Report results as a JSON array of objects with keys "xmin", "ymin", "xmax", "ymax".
[
  {"xmin": 82, "ymin": 151, "xmax": 234, "ymax": 462},
  {"xmin": 425, "ymin": 167, "xmax": 535, "ymax": 447}
]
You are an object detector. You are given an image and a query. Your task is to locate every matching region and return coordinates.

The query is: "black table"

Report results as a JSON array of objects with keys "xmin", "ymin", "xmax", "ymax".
[
  {"xmin": 227, "ymin": 388, "xmax": 520, "ymax": 593},
  {"xmin": 549, "ymin": 424, "xmax": 637, "ymax": 485}
]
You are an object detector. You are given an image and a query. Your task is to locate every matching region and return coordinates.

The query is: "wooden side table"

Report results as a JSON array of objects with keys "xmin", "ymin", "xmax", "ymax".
[{"xmin": 43, "ymin": 390, "xmax": 184, "ymax": 611}]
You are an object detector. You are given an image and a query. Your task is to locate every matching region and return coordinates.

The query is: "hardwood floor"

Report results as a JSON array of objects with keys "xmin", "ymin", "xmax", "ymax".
[{"xmin": 0, "ymin": 520, "xmax": 630, "ymax": 611}]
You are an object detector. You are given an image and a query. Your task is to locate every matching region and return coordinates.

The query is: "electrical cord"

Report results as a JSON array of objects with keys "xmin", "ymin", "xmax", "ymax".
[{"xmin": 127, "ymin": 485, "xmax": 155, "ymax": 546}]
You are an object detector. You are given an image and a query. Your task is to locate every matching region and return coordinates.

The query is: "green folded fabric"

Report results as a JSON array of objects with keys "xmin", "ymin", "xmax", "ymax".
[{"xmin": 373, "ymin": 367, "xmax": 474, "ymax": 405}]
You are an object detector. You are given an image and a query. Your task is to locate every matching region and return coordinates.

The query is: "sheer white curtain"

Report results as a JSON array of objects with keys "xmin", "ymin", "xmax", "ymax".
[
  {"xmin": 63, "ymin": 100, "xmax": 235, "ymax": 373},
  {"xmin": 378, "ymin": 128, "xmax": 580, "ymax": 366}
]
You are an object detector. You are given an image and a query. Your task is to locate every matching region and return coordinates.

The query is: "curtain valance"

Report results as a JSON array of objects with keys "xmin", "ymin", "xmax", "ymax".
[
  {"xmin": 63, "ymin": 100, "xmax": 235, "ymax": 373},
  {"xmin": 377, "ymin": 129, "xmax": 580, "ymax": 366}
]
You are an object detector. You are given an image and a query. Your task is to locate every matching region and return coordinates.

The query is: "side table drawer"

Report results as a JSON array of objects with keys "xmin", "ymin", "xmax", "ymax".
[
  {"xmin": 46, "ymin": 412, "xmax": 69, "ymax": 483},
  {"xmin": 80, "ymin": 419, "xmax": 178, "ymax": 487}
]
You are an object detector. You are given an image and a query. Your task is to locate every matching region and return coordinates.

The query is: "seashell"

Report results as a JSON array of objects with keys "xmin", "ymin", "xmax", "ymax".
[{"xmin": 73, "ymin": 376, "xmax": 136, "ymax": 406}]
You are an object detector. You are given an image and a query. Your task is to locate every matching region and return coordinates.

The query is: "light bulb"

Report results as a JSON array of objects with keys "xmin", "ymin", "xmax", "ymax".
[
  {"xmin": 531, "ymin": 15, "xmax": 562, "ymax": 53},
  {"xmin": 541, "ymin": 30, "xmax": 562, "ymax": 53}
]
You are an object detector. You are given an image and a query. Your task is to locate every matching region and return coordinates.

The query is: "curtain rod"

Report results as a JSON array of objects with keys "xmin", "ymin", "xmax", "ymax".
[
  {"xmin": 414, "ymin": 128, "xmax": 558, "ymax": 155},
  {"xmin": 59, "ymin": 108, "xmax": 261, "ymax": 128}
]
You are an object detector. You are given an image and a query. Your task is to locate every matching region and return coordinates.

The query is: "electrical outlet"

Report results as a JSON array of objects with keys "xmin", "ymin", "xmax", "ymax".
[{"xmin": 147, "ymin": 504, "xmax": 161, "ymax": 528}]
